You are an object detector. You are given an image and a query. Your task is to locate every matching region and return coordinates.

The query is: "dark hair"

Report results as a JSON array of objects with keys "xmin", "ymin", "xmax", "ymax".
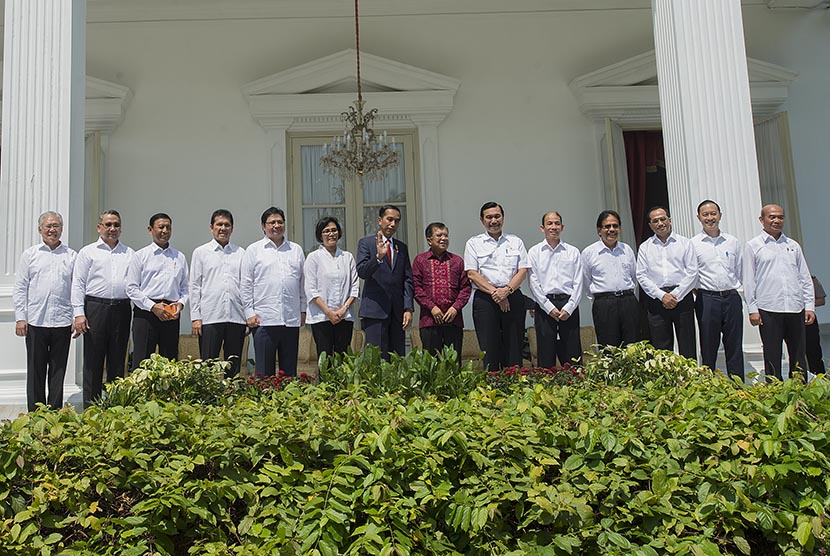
[
  {"xmin": 479, "ymin": 202, "xmax": 504, "ymax": 218},
  {"xmin": 211, "ymin": 209, "xmax": 234, "ymax": 226},
  {"xmin": 149, "ymin": 213, "xmax": 171, "ymax": 227},
  {"xmin": 541, "ymin": 211, "xmax": 563, "ymax": 226},
  {"xmin": 315, "ymin": 216, "xmax": 342, "ymax": 242},
  {"xmin": 378, "ymin": 205, "xmax": 402, "ymax": 218},
  {"xmin": 596, "ymin": 210, "xmax": 621, "ymax": 229},
  {"xmin": 425, "ymin": 222, "xmax": 448, "ymax": 238},
  {"xmin": 260, "ymin": 207, "xmax": 286, "ymax": 226},
  {"xmin": 696, "ymin": 199, "xmax": 721, "ymax": 214},
  {"xmin": 99, "ymin": 209, "xmax": 121, "ymax": 223},
  {"xmin": 647, "ymin": 206, "xmax": 670, "ymax": 221}
]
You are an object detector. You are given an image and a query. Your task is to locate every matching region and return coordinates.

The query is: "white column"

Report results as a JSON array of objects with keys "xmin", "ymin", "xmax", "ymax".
[
  {"xmin": 0, "ymin": 0, "xmax": 86, "ymax": 397},
  {"xmin": 652, "ymin": 0, "xmax": 765, "ymax": 375}
]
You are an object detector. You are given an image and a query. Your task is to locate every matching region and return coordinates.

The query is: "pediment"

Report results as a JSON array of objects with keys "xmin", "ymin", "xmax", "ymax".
[
  {"xmin": 569, "ymin": 50, "xmax": 797, "ymax": 127},
  {"xmin": 242, "ymin": 49, "xmax": 460, "ymax": 97}
]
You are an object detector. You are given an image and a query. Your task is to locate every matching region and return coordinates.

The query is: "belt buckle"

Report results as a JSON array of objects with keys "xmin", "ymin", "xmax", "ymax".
[{"xmin": 614, "ymin": 290, "xmax": 624, "ymax": 297}]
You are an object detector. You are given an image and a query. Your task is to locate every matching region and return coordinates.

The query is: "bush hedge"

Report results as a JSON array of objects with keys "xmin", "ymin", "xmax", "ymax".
[{"xmin": 0, "ymin": 347, "xmax": 828, "ymax": 555}]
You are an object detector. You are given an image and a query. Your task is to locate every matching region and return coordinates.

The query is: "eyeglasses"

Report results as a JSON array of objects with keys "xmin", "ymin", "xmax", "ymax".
[
  {"xmin": 42, "ymin": 224, "xmax": 62, "ymax": 230},
  {"xmin": 100, "ymin": 222, "xmax": 121, "ymax": 228},
  {"xmin": 650, "ymin": 217, "xmax": 669, "ymax": 224},
  {"xmin": 321, "ymin": 228, "xmax": 339, "ymax": 235},
  {"xmin": 601, "ymin": 224, "xmax": 620, "ymax": 230},
  {"xmin": 265, "ymin": 220, "xmax": 284, "ymax": 227}
]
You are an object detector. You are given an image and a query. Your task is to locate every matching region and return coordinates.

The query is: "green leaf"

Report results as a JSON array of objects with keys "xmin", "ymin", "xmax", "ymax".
[
  {"xmin": 796, "ymin": 520, "xmax": 812, "ymax": 546},
  {"xmin": 733, "ymin": 535, "xmax": 751, "ymax": 555}
]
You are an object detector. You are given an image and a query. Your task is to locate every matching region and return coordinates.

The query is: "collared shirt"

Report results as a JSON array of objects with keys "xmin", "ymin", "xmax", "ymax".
[
  {"xmin": 691, "ymin": 231, "xmax": 742, "ymax": 291},
  {"xmin": 190, "ymin": 239, "xmax": 245, "ymax": 325},
  {"xmin": 636, "ymin": 233, "xmax": 697, "ymax": 302},
  {"xmin": 744, "ymin": 232, "xmax": 814, "ymax": 313},
  {"xmin": 581, "ymin": 240, "xmax": 637, "ymax": 296},
  {"xmin": 126, "ymin": 242, "xmax": 189, "ymax": 312},
  {"xmin": 14, "ymin": 242, "xmax": 76, "ymax": 327},
  {"xmin": 527, "ymin": 240, "xmax": 583, "ymax": 316},
  {"xmin": 463, "ymin": 232, "xmax": 530, "ymax": 289},
  {"xmin": 304, "ymin": 245, "xmax": 359, "ymax": 325},
  {"xmin": 412, "ymin": 249, "xmax": 472, "ymax": 329},
  {"xmin": 241, "ymin": 237, "xmax": 306, "ymax": 327},
  {"xmin": 71, "ymin": 238, "xmax": 134, "ymax": 317}
]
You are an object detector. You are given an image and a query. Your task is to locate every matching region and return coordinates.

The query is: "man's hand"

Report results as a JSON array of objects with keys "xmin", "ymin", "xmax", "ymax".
[
  {"xmin": 491, "ymin": 286, "xmax": 509, "ymax": 304},
  {"xmin": 192, "ymin": 319, "xmax": 202, "ymax": 336},
  {"xmin": 376, "ymin": 231, "xmax": 388, "ymax": 260},
  {"xmin": 431, "ymin": 306, "xmax": 444, "ymax": 324},
  {"xmin": 325, "ymin": 308, "xmax": 343, "ymax": 325},
  {"xmin": 749, "ymin": 312, "xmax": 762, "ymax": 327},
  {"xmin": 548, "ymin": 307, "xmax": 561, "ymax": 321},
  {"xmin": 559, "ymin": 309, "xmax": 571, "ymax": 321},
  {"xmin": 152, "ymin": 303, "xmax": 173, "ymax": 321},
  {"xmin": 73, "ymin": 316, "xmax": 90, "ymax": 336},
  {"xmin": 301, "ymin": 313, "xmax": 307, "ymax": 327},
  {"xmin": 246, "ymin": 315, "xmax": 261, "ymax": 328},
  {"xmin": 15, "ymin": 320, "xmax": 27, "ymax": 337},
  {"xmin": 443, "ymin": 307, "xmax": 458, "ymax": 323},
  {"xmin": 402, "ymin": 311, "xmax": 413, "ymax": 330},
  {"xmin": 498, "ymin": 299, "xmax": 510, "ymax": 313},
  {"xmin": 661, "ymin": 293, "xmax": 678, "ymax": 310},
  {"xmin": 805, "ymin": 310, "xmax": 816, "ymax": 325}
]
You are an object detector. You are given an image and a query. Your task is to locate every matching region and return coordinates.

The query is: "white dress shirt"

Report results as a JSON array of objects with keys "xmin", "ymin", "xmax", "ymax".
[
  {"xmin": 71, "ymin": 238, "xmax": 134, "ymax": 317},
  {"xmin": 241, "ymin": 237, "xmax": 306, "ymax": 326},
  {"xmin": 527, "ymin": 240, "xmax": 583, "ymax": 316},
  {"xmin": 190, "ymin": 239, "xmax": 245, "ymax": 325},
  {"xmin": 636, "ymin": 233, "xmax": 697, "ymax": 302},
  {"xmin": 304, "ymin": 245, "xmax": 360, "ymax": 324},
  {"xmin": 463, "ymin": 232, "xmax": 530, "ymax": 289},
  {"xmin": 744, "ymin": 232, "xmax": 814, "ymax": 314},
  {"xmin": 126, "ymin": 242, "xmax": 189, "ymax": 312},
  {"xmin": 581, "ymin": 240, "xmax": 637, "ymax": 296},
  {"xmin": 14, "ymin": 242, "xmax": 76, "ymax": 327},
  {"xmin": 691, "ymin": 231, "xmax": 742, "ymax": 291}
]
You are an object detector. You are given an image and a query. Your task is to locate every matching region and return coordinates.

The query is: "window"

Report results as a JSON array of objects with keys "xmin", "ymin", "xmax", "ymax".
[{"xmin": 288, "ymin": 131, "xmax": 419, "ymax": 255}]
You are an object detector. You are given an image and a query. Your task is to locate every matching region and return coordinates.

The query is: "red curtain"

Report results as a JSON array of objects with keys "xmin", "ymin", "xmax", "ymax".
[{"xmin": 623, "ymin": 131, "xmax": 665, "ymax": 244}]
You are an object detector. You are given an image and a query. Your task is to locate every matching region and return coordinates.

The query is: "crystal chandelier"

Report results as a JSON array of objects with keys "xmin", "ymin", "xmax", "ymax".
[{"xmin": 320, "ymin": 0, "xmax": 399, "ymax": 182}]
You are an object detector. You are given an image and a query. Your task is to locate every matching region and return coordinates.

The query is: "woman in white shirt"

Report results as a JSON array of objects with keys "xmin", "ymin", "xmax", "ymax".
[{"xmin": 304, "ymin": 217, "xmax": 360, "ymax": 356}]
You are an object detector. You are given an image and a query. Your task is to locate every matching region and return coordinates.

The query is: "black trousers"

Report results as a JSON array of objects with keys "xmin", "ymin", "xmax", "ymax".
[
  {"xmin": 695, "ymin": 291, "xmax": 744, "ymax": 380},
  {"xmin": 472, "ymin": 289, "xmax": 525, "ymax": 370},
  {"xmin": 805, "ymin": 320, "xmax": 825, "ymax": 375},
  {"xmin": 253, "ymin": 325, "xmax": 299, "ymax": 377},
  {"xmin": 758, "ymin": 309, "xmax": 807, "ymax": 380},
  {"xmin": 131, "ymin": 307, "xmax": 180, "ymax": 371},
  {"xmin": 420, "ymin": 325, "xmax": 463, "ymax": 358},
  {"xmin": 535, "ymin": 297, "xmax": 582, "ymax": 367},
  {"xmin": 363, "ymin": 313, "xmax": 406, "ymax": 360},
  {"xmin": 310, "ymin": 320, "xmax": 354, "ymax": 357},
  {"xmin": 26, "ymin": 325, "xmax": 72, "ymax": 411},
  {"xmin": 646, "ymin": 293, "xmax": 696, "ymax": 359},
  {"xmin": 200, "ymin": 322, "xmax": 247, "ymax": 377},
  {"xmin": 83, "ymin": 297, "xmax": 131, "ymax": 407},
  {"xmin": 592, "ymin": 292, "xmax": 640, "ymax": 348}
]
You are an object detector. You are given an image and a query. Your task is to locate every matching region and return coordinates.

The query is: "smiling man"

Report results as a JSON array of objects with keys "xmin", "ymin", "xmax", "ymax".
[
  {"xmin": 356, "ymin": 204, "xmax": 414, "ymax": 360},
  {"xmin": 744, "ymin": 203, "xmax": 815, "ymax": 380},
  {"xmin": 412, "ymin": 222, "xmax": 471, "ymax": 357},
  {"xmin": 126, "ymin": 212, "xmax": 189, "ymax": 370},
  {"xmin": 190, "ymin": 209, "xmax": 246, "ymax": 377},
  {"xmin": 691, "ymin": 200, "xmax": 744, "ymax": 380},
  {"xmin": 71, "ymin": 210, "xmax": 134, "ymax": 407},
  {"xmin": 636, "ymin": 206, "xmax": 698, "ymax": 359}
]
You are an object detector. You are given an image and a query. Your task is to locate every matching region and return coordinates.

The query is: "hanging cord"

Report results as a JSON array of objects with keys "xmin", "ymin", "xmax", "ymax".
[{"xmin": 354, "ymin": 0, "xmax": 362, "ymax": 104}]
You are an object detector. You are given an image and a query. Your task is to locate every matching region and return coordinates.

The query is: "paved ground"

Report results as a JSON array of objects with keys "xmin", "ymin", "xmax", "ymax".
[{"xmin": 0, "ymin": 390, "xmax": 83, "ymax": 423}]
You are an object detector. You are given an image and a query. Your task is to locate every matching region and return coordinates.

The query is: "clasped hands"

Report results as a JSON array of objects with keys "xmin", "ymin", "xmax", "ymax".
[{"xmin": 430, "ymin": 306, "xmax": 459, "ymax": 325}]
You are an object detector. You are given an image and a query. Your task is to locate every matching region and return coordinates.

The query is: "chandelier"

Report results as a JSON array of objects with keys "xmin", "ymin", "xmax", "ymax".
[{"xmin": 320, "ymin": 0, "xmax": 399, "ymax": 182}]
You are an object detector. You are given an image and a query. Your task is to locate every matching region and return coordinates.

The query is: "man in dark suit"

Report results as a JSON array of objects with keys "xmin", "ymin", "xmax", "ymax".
[{"xmin": 356, "ymin": 205, "xmax": 415, "ymax": 359}]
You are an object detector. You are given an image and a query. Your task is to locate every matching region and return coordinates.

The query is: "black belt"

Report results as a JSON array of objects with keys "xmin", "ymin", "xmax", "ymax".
[
  {"xmin": 660, "ymin": 285, "xmax": 679, "ymax": 293},
  {"xmin": 698, "ymin": 289, "xmax": 738, "ymax": 297},
  {"xmin": 594, "ymin": 289, "xmax": 634, "ymax": 299},
  {"xmin": 546, "ymin": 293, "xmax": 571, "ymax": 302},
  {"xmin": 86, "ymin": 295, "xmax": 130, "ymax": 306},
  {"xmin": 151, "ymin": 299, "xmax": 175, "ymax": 304}
]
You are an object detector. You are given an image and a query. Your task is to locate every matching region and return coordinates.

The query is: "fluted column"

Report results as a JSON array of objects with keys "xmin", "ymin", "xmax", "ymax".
[{"xmin": 652, "ymin": 0, "xmax": 765, "ymax": 376}]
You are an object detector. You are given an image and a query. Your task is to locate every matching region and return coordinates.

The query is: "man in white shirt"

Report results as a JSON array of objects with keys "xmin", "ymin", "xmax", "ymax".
[
  {"xmin": 190, "ymin": 209, "xmax": 246, "ymax": 377},
  {"xmin": 126, "ymin": 213, "xmax": 189, "ymax": 370},
  {"xmin": 464, "ymin": 202, "xmax": 529, "ymax": 370},
  {"xmin": 692, "ymin": 200, "xmax": 744, "ymax": 379},
  {"xmin": 744, "ymin": 204, "xmax": 815, "ymax": 380},
  {"xmin": 581, "ymin": 210, "xmax": 640, "ymax": 349},
  {"xmin": 13, "ymin": 211, "xmax": 76, "ymax": 411},
  {"xmin": 528, "ymin": 211, "xmax": 583, "ymax": 367},
  {"xmin": 71, "ymin": 210, "xmax": 134, "ymax": 407},
  {"xmin": 637, "ymin": 206, "xmax": 698, "ymax": 359},
  {"xmin": 241, "ymin": 207, "xmax": 306, "ymax": 377}
]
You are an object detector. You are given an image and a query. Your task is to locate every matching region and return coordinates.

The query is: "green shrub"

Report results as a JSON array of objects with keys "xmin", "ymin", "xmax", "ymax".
[
  {"xmin": 583, "ymin": 341, "xmax": 709, "ymax": 387},
  {"xmin": 1, "ymin": 365, "xmax": 828, "ymax": 555}
]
